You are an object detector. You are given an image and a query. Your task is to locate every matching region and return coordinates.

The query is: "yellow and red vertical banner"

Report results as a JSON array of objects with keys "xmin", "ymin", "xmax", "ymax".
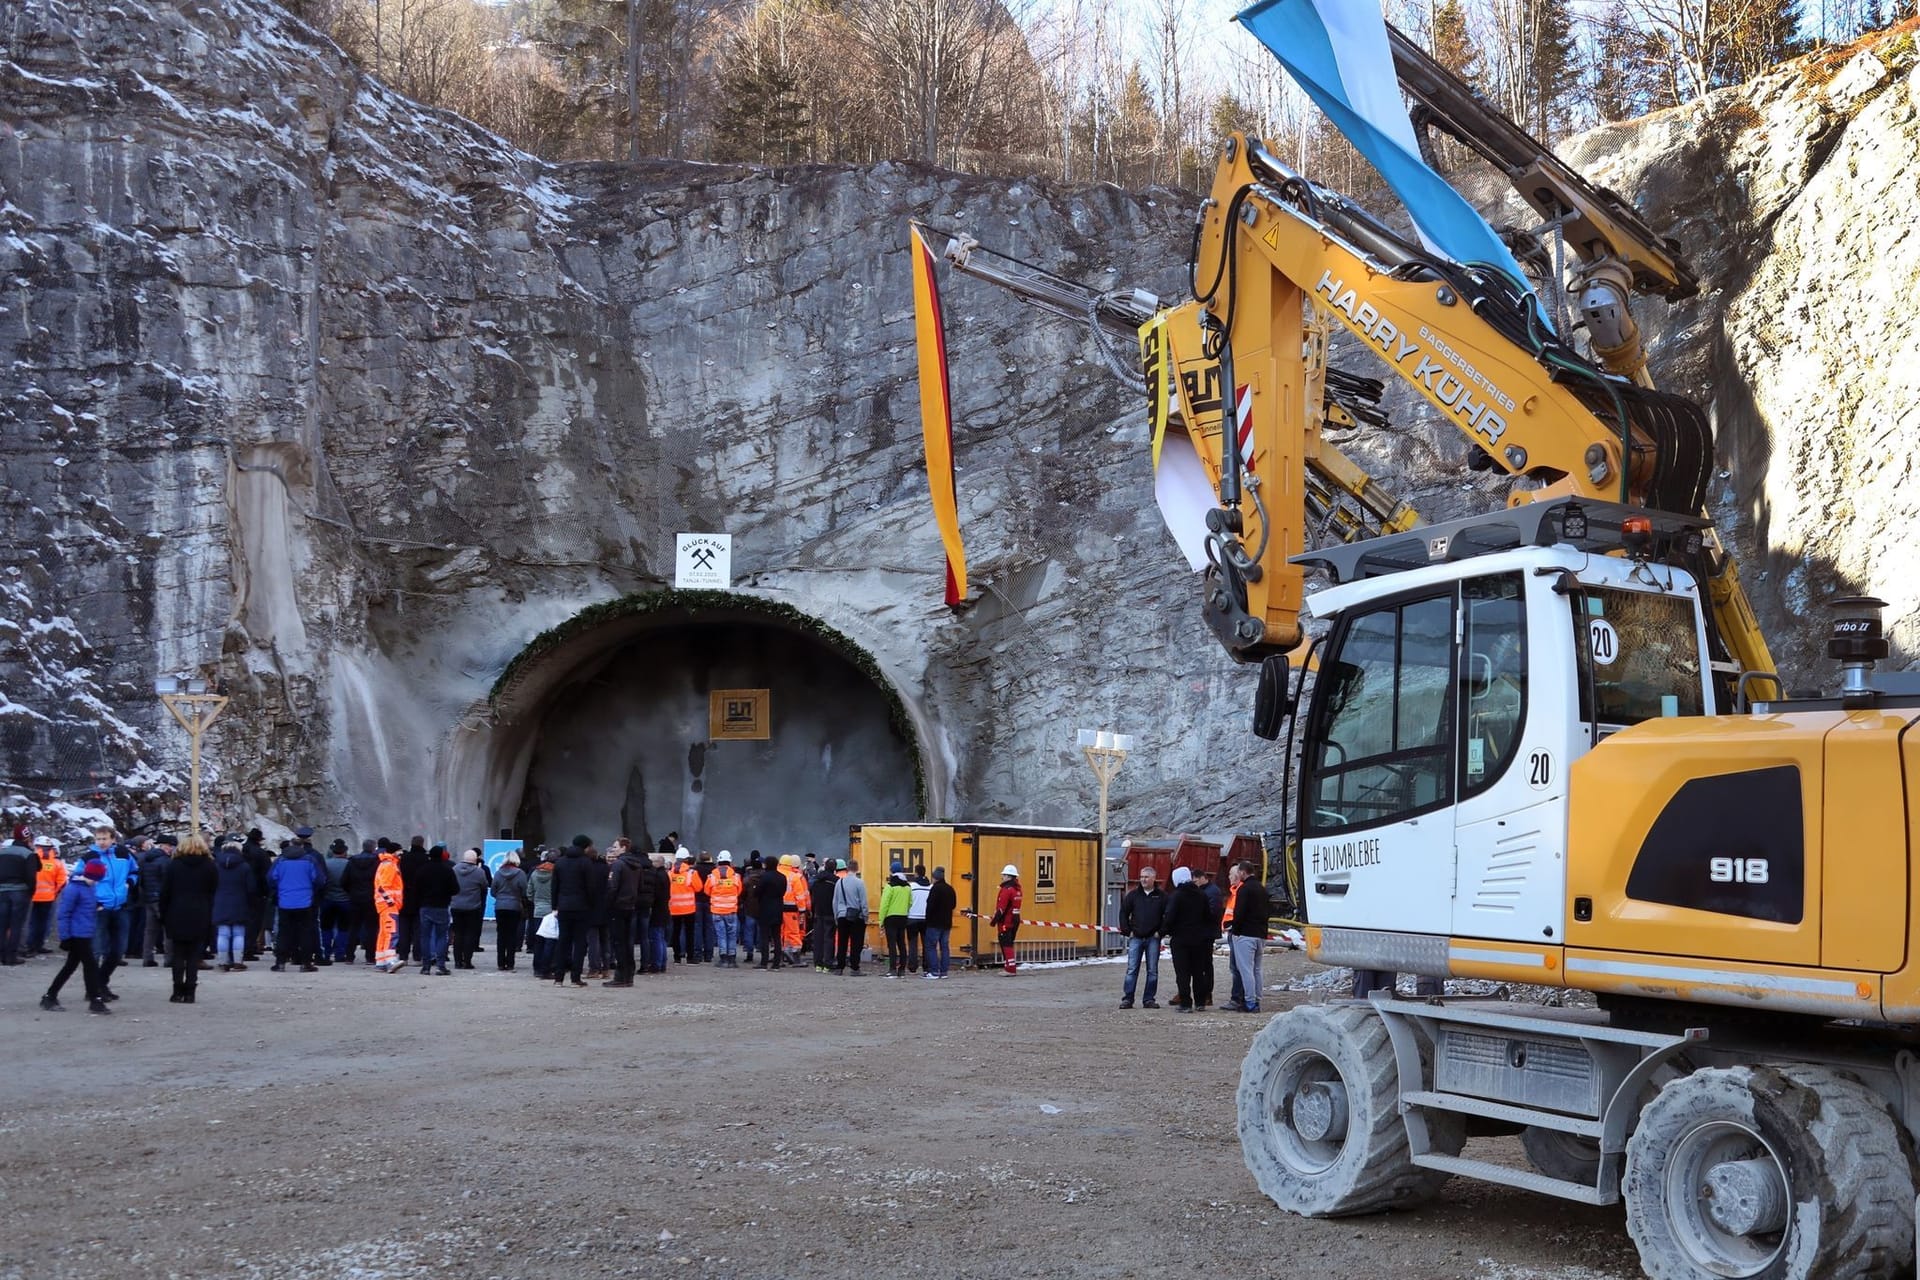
[{"xmin": 909, "ymin": 225, "xmax": 968, "ymax": 607}]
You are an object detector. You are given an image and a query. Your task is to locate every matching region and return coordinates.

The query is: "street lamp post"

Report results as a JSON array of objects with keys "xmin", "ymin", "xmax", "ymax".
[
  {"xmin": 156, "ymin": 676, "xmax": 227, "ymax": 839},
  {"xmin": 1078, "ymin": 729, "xmax": 1133, "ymax": 952}
]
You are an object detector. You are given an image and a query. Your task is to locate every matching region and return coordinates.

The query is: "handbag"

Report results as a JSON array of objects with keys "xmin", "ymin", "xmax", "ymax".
[{"xmin": 536, "ymin": 911, "xmax": 560, "ymax": 940}]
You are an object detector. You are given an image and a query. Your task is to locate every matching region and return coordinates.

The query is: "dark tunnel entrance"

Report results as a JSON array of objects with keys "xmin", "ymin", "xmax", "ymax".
[{"xmin": 503, "ymin": 595, "xmax": 924, "ymax": 857}]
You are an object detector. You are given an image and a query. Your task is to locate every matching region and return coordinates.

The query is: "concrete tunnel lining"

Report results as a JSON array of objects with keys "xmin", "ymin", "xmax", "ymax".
[{"xmin": 448, "ymin": 590, "xmax": 934, "ymax": 852}]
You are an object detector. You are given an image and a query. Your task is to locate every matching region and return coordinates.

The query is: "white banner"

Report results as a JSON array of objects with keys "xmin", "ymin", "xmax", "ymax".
[{"xmin": 675, "ymin": 533, "xmax": 732, "ymax": 588}]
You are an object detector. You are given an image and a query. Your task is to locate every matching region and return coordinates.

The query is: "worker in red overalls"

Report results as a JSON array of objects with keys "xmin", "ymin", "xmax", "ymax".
[{"xmin": 990, "ymin": 864, "xmax": 1022, "ymax": 974}]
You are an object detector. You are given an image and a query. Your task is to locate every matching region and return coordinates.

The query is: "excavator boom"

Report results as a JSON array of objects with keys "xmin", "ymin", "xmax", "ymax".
[{"xmin": 1384, "ymin": 23, "xmax": 1698, "ymax": 302}]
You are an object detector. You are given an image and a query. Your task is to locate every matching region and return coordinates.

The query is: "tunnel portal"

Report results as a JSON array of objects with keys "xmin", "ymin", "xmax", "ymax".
[{"xmin": 504, "ymin": 596, "xmax": 923, "ymax": 857}]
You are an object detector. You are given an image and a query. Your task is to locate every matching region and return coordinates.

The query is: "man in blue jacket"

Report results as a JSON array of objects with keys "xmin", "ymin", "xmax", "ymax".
[
  {"xmin": 268, "ymin": 843, "xmax": 324, "ymax": 972},
  {"xmin": 87, "ymin": 824, "xmax": 139, "ymax": 999}
]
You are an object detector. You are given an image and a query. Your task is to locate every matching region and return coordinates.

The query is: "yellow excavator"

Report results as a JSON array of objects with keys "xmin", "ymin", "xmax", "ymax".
[{"xmin": 920, "ymin": 8, "xmax": 1920, "ymax": 1279}]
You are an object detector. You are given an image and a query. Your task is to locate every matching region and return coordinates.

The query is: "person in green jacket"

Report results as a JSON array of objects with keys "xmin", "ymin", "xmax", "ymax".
[
  {"xmin": 527, "ymin": 853, "xmax": 557, "ymax": 979},
  {"xmin": 879, "ymin": 863, "xmax": 912, "ymax": 978}
]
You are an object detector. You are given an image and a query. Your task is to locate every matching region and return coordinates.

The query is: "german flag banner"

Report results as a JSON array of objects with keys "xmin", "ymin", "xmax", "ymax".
[{"xmin": 909, "ymin": 225, "xmax": 968, "ymax": 606}]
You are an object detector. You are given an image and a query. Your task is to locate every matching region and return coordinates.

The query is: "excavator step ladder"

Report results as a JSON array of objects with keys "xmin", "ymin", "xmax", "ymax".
[{"xmin": 1368, "ymin": 993, "xmax": 1707, "ymax": 1206}]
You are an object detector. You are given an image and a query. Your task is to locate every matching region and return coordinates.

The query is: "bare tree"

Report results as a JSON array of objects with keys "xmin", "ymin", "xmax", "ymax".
[
  {"xmin": 1623, "ymin": 0, "xmax": 1803, "ymax": 101},
  {"xmin": 844, "ymin": 0, "xmax": 1029, "ymax": 164},
  {"xmin": 1147, "ymin": 0, "xmax": 1190, "ymax": 186}
]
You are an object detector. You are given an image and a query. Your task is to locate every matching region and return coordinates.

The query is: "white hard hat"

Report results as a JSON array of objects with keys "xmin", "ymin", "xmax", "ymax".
[
  {"xmin": 717, "ymin": 851, "xmax": 732, "ymax": 863},
  {"xmin": 1001, "ymin": 864, "xmax": 1019, "ymax": 876}
]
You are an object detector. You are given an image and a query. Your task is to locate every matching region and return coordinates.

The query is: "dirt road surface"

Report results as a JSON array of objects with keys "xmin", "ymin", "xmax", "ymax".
[{"xmin": 1, "ymin": 947, "xmax": 1640, "ymax": 1280}]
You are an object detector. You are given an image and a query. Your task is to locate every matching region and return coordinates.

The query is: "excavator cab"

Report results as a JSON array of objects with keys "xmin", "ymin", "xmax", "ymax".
[{"xmin": 1288, "ymin": 499, "xmax": 1715, "ymax": 951}]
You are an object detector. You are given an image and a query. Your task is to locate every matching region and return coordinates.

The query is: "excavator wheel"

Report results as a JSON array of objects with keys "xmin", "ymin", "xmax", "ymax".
[
  {"xmin": 1623, "ymin": 1064, "xmax": 1913, "ymax": 1279},
  {"xmin": 1236, "ymin": 1003, "xmax": 1462, "ymax": 1217},
  {"xmin": 1519, "ymin": 1127, "xmax": 1604, "ymax": 1185}
]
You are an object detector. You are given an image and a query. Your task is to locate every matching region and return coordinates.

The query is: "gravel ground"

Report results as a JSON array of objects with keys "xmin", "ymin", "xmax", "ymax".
[{"xmin": 0, "ymin": 944, "xmax": 1642, "ymax": 1280}]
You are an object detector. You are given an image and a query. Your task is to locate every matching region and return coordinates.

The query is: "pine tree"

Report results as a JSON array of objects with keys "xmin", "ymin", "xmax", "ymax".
[
  {"xmin": 1431, "ymin": 0, "xmax": 1480, "ymax": 80},
  {"xmin": 1526, "ymin": 0, "xmax": 1578, "ymax": 138},
  {"xmin": 714, "ymin": 61, "xmax": 814, "ymax": 163}
]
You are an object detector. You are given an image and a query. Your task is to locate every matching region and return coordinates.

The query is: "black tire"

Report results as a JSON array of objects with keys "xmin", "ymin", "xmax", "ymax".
[
  {"xmin": 1520, "ymin": 1126, "xmax": 1604, "ymax": 1185},
  {"xmin": 1623, "ymin": 1064, "xmax": 1914, "ymax": 1279},
  {"xmin": 1236, "ymin": 1003, "xmax": 1462, "ymax": 1217}
]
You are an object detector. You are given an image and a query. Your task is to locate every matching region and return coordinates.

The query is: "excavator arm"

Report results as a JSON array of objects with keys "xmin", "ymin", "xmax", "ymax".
[
  {"xmin": 1173, "ymin": 133, "xmax": 1773, "ymax": 688},
  {"xmin": 935, "ymin": 227, "xmax": 1422, "ymax": 660}
]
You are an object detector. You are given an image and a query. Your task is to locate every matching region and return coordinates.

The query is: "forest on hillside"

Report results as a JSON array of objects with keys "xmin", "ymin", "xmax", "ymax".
[{"xmin": 284, "ymin": 0, "xmax": 1917, "ymax": 188}]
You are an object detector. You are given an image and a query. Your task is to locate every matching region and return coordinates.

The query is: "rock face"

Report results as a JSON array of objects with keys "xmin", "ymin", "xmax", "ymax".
[{"xmin": 2, "ymin": 1, "xmax": 1916, "ymax": 847}]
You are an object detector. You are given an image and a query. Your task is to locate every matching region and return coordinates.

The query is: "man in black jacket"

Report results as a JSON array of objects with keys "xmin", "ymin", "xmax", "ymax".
[
  {"xmin": 1117, "ymin": 865, "xmax": 1167, "ymax": 1009},
  {"xmin": 604, "ymin": 841, "xmax": 649, "ymax": 987},
  {"xmin": 923, "ymin": 866, "xmax": 956, "ymax": 979},
  {"xmin": 643, "ymin": 854, "xmax": 671, "ymax": 974},
  {"xmin": 1160, "ymin": 866, "xmax": 1214, "ymax": 1012},
  {"xmin": 241, "ymin": 829, "xmax": 271, "ymax": 959},
  {"xmin": 550, "ymin": 835, "xmax": 604, "ymax": 987},
  {"xmin": 1224, "ymin": 861, "xmax": 1271, "ymax": 1013},
  {"xmin": 138, "ymin": 835, "xmax": 173, "ymax": 967},
  {"xmin": 751, "ymin": 858, "xmax": 788, "ymax": 969},
  {"xmin": 341, "ymin": 841, "xmax": 380, "ymax": 963},
  {"xmin": 0, "ymin": 832, "xmax": 33, "ymax": 965},
  {"xmin": 413, "ymin": 845, "xmax": 459, "ymax": 975},
  {"xmin": 809, "ymin": 861, "xmax": 839, "ymax": 972},
  {"xmin": 396, "ymin": 835, "xmax": 430, "ymax": 963}
]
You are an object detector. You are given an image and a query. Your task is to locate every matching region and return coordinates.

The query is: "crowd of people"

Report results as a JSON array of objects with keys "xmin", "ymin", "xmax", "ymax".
[
  {"xmin": 0, "ymin": 822, "xmax": 1037, "ymax": 1009},
  {"xmin": 3, "ymin": 817, "xmax": 1287, "ymax": 1016},
  {"xmin": 1113, "ymin": 860, "xmax": 1271, "ymax": 1013}
]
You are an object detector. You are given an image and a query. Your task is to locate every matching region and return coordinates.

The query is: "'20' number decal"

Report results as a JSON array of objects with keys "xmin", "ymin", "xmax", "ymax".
[
  {"xmin": 1527, "ymin": 750, "xmax": 1552, "ymax": 789},
  {"xmin": 1709, "ymin": 857, "xmax": 1770, "ymax": 885}
]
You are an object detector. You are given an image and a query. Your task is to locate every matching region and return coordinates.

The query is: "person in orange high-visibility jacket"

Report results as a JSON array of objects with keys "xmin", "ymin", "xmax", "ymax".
[
  {"xmin": 27, "ymin": 838, "xmax": 68, "ymax": 956},
  {"xmin": 705, "ymin": 852, "xmax": 742, "ymax": 966},
  {"xmin": 779, "ymin": 854, "xmax": 809, "ymax": 961},
  {"xmin": 1218, "ymin": 872, "xmax": 1245, "ymax": 1007},
  {"xmin": 668, "ymin": 853, "xmax": 703, "ymax": 964},
  {"xmin": 373, "ymin": 846, "xmax": 404, "ymax": 971}
]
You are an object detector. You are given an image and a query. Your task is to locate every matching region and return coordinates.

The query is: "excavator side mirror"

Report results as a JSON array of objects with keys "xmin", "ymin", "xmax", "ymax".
[{"xmin": 1253, "ymin": 655, "xmax": 1294, "ymax": 740}]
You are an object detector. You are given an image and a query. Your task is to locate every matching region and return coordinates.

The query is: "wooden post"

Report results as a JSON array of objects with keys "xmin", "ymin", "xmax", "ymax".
[
  {"xmin": 1083, "ymin": 742, "xmax": 1128, "ymax": 952},
  {"xmin": 160, "ymin": 692, "xmax": 228, "ymax": 838}
]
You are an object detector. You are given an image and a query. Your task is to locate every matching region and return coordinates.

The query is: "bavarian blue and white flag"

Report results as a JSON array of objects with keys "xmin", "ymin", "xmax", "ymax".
[{"xmin": 1235, "ymin": 0, "xmax": 1545, "ymax": 322}]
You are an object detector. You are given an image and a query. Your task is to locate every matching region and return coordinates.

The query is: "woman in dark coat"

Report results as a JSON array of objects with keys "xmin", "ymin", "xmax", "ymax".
[
  {"xmin": 160, "ymin": 836, "xmax": 219, "ymax": 1003},
  {"xmin": 211, "ymin": 836, "xmax": 257, "ymax": 971}
]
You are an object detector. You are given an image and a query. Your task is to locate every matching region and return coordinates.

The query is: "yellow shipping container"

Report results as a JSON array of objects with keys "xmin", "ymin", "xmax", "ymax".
[{"xmin": 847, "ymin": 823, "xmax": 1103, "ymax": 968}]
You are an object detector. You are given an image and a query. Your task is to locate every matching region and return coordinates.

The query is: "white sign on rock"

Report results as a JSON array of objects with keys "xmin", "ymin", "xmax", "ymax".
[{"xmin": 675, "ymin": 533, "xmax": 732, "ymax": 589}]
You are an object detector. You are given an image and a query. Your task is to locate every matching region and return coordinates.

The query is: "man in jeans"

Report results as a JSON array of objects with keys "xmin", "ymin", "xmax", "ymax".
[
  {"xmin": 922, "ymin": 866, "xmax": 956, "ymax": 979},
  {"xmin": 88, "ymin": 825, "xmax": 139, "ymax": 999},
  {"xmin": 1117, "ymin": 865, "xmax": 1168, "ymax": 1009},
  {"xmin": 831, "ymin": 862, "xmax": 868, "ymax": 975},
  {"xmin": 1224, "ymin": 861, "xmax": 1271, "ymax": 1013}
]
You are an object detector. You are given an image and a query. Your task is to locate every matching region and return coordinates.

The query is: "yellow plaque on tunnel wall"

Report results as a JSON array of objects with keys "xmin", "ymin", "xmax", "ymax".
[{"xmin": 710, "ymin": 689, "xmax": 770, "ymax": 740}]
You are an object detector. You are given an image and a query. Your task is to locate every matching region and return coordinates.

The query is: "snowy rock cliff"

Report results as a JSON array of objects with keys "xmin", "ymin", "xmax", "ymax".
[{"xmin": 1, "ymin": 1, "xmax": 1915, "ymax": 844}]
